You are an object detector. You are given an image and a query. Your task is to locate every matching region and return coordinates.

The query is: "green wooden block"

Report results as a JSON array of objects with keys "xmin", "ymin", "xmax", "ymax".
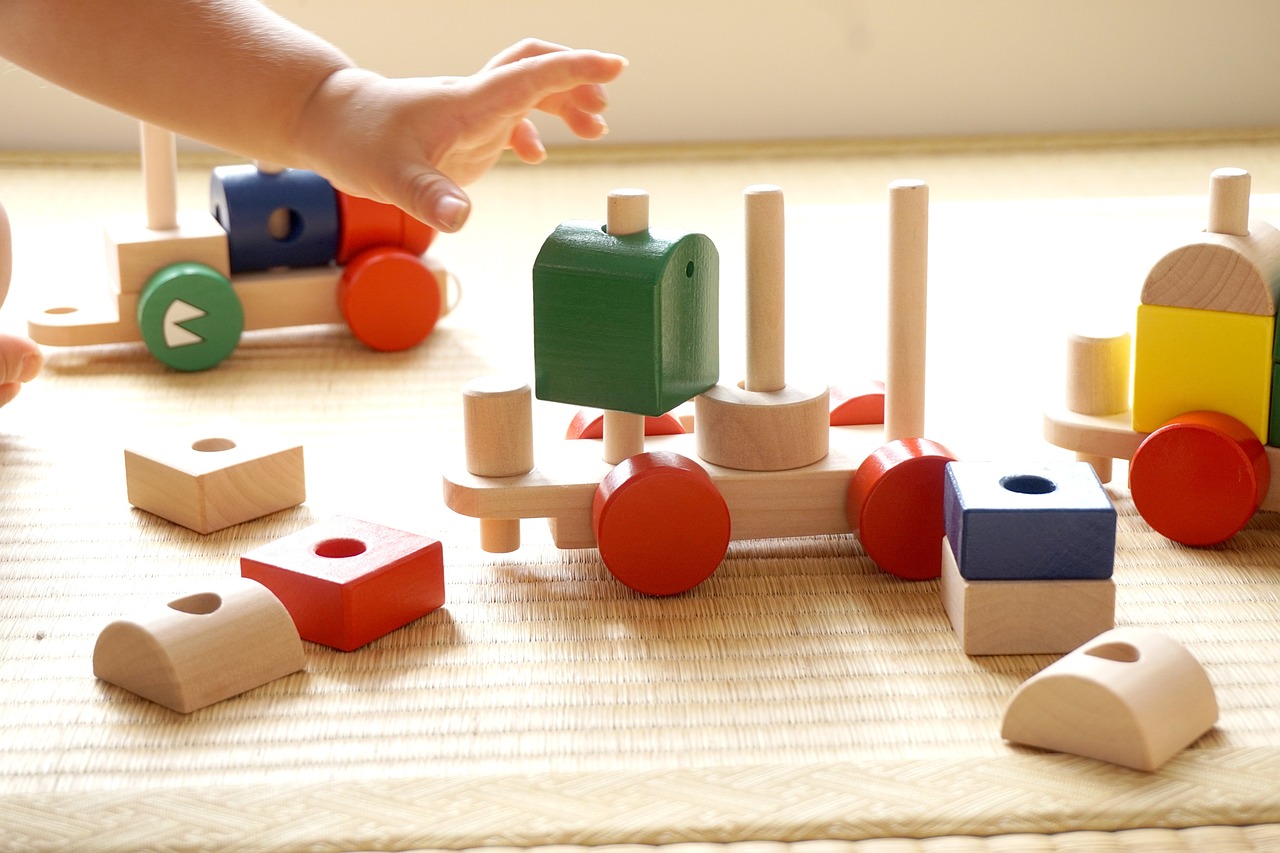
[{"xmin": 533, "ymin": 221, "xmax": 718, "ymax": 416}]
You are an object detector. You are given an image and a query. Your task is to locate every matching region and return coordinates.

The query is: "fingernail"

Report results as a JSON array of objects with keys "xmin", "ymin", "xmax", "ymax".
[
  {"xmin": 19, "ymin": 352, "xmax": 41, "ymax": 383},
  {"xmin": 436, "ymin": 194, "xmax": 471, "ymax": 232}
]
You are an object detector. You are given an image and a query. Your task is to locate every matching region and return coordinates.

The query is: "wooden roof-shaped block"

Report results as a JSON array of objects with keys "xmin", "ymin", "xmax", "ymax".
[{"xmin": 1140, "ymin": 168, "xmax": 1280, "ymax": 315}]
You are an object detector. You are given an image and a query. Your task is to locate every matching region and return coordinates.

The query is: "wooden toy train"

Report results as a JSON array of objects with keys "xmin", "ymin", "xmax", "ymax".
[
  {"xmin": 1045, "ymin": 167, "xmax": 1280, "ymax": 546},
  {"xmin": 444, "ymin": 183, "xmax": 960, "ymax": 596},
  {"xmin": 27, "ymin": 122, "xmax": 450, "ymax": 371}
]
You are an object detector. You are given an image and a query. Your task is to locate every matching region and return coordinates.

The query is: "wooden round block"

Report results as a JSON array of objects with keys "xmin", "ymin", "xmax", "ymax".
[
  {"xmin": 339, "ymin": 247, "xmax": 441, "ymax": 351},
  {"xmin": 1129, "ymin": 410, "xmax": 1269, "ymax": 546},
  {"xmin": 335, "ymin": 190, "xmax": 437, "ymax": 264},
  {"xmin": 136, "ymin": 261, "xmax": 244, "ymax": 372},
  {"xmin": 1066, "ymin": 331, "xmax": 1131, "ymax": 417},
  {"xmin": 462, "ymin": 377, "xmax": 534, "ymax": 478},
  {"xmin": 846, "ymin": 437, "xmax": 957, "ymax": 580},
  {"xmin": 694, "ymin": 381, "xmax": 830, "ymax": 471},
  {"xmin": 592, "ymin": 452, "xmax": 730, "ymax": 596}
]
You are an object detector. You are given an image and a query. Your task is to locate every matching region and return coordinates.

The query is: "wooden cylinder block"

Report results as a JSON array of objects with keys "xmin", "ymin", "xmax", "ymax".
[
  {"xmin": 1066, "ymin": 331, "xmax": 1131, "ymax": 416},
  {"xmin": 694, "ymin": 381, "xmax": 830, "ymax": 471},
  {"xmin": 745, "ymin": 184, "xmax": 786, "ymax": 393},
  {"xmin": 92, "ymin": 577, "xmax": 304, "ymax": 713},
  {"xmin": 1208, "ymin": 167, "xmax": 1250, "ymax": 237},
  {"xmin": 463, "ymin": 377, "xmax": 535, "ymax": 553}
]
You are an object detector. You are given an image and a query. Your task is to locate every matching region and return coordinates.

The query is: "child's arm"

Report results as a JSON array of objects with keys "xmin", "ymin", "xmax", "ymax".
[{"xmin": 0, "ymin": 1, "xmax": 626, "ymax": 230}]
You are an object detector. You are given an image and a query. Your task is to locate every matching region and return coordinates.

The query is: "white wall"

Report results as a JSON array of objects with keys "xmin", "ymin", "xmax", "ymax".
[{"xmin": 3, "ymin": 0, "xmax": 1279, "ymax": 152}]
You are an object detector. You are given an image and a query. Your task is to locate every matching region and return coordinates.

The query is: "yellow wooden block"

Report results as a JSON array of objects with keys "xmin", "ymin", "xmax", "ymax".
[
  {"xmin": 105, "ymin": 211, "xmax": 231, "ymax": 294},
  {"xmin": 1131, "ymin": 303, "xmax": 1273, "ymax": 441}
]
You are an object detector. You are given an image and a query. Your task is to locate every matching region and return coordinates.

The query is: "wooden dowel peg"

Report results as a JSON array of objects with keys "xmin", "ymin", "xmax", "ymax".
[
  {"xmin": 1207, "ymin": 167, "xmax": 1250, "ymax": 237},
  {"xmin": 885, "ymin": 179, "xmax": 928, "ymax": 442},
  {"xmin": 745, "ymin": 185, "xmax": 786, "ymax": 393},
  {"xmin": 140, "ymin": 122, "xmax": 178, "ymax": 232}
]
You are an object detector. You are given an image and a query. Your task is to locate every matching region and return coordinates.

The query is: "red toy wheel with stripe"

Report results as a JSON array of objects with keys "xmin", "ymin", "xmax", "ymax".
[
  {"xmin": 592, "ymin": 451, "xmax": 730, "ymax": 596},
  {"xmin": 339, "ymin": 247, "xmax": 441, "ymax": 352},
  {"xmin": 1129, "ymin": 410, "xmax": 1269, "ymax": 546}
]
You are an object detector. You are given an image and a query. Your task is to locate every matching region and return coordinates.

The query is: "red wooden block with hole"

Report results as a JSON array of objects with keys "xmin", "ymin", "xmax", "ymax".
[
  {"xmin": 592, "ymin": 451, "xmax": 730, "ymax": 596},
  {"xmin": 240, "ymin": 516, "xmax": 445, "ymax": 651},
  {"xmin": 846, "ymin": 437, "xmax": 958, "ymax": 580}
]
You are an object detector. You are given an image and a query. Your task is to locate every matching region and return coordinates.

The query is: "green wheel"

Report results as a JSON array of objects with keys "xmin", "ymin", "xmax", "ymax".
[{"xmin": 137, "ymin": 262, "xmax": 244, "ymax": 371}]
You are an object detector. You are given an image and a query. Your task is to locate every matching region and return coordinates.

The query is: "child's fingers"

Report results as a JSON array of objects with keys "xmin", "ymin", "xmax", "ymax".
[
  {"xmin": 401, "ymin": 168, "xmax": 472, "ymax": 233},
  {"xmin": 477, "ymin": 49, "xmax": 626, "ymax": 120},
  {"xmin": 508, "ymin": 119, "xmax": 547, "ymax": 164}
]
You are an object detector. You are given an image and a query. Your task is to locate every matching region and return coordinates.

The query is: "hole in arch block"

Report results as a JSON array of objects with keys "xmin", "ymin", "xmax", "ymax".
[
  {"xmin": 241, "ymin": 516, "xmax": 444, "ymax": 652},
  {"xmin": 92, "ymin": 577, "xmax": 304, "ymax": 714},
  {"xmin": 943, "ymin": 460, "xmax": 1116, "ymax": 581},
  {"xmin": 124, "ymin": 425, "xmax": 305, "ymax": 534}
]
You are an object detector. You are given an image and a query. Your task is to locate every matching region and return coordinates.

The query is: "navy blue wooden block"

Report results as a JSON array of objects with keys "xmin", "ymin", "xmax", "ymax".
[
  {"xmin": 943, "ymin": 461, "xmax": 1116, "ymax": 580},
  {"xmin": 210, "ymin": 165, "xmax": 338, "ymax": 273}
]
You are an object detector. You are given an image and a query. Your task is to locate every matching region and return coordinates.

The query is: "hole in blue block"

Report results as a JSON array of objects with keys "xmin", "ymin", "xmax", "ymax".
[{"xmin": 999, "ymin": 474, "xmax": 1056, "ymax": 495}]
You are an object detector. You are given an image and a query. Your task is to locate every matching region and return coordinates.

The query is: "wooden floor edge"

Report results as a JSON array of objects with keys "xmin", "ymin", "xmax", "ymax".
[{"xmin": 3, "ymin": 128, "xmax": 1280, "ymax": 170}]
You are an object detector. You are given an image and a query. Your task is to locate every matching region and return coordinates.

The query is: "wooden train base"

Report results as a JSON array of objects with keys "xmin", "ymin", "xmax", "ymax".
[{"xmin": 444, "ymin": 182, "xmax": 958, "ymax": 595}]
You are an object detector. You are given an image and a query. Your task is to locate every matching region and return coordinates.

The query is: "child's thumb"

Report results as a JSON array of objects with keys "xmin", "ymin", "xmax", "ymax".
[{"xmin": 406, "ymin": 169, "xmax": 472, "ymax": 233}]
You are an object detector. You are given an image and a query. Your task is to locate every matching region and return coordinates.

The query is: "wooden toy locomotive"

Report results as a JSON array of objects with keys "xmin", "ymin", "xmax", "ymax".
[
  {"xmin": 444, "ymin": 183, "xmax": 959, "ymax": 596},
  {"xmin": 1045, "ymin": 167, "xmax": 1280, "ymax": 546},
  {"xmin": 28, "ymin": 123, "xmax": 450, "ymax": 371}
]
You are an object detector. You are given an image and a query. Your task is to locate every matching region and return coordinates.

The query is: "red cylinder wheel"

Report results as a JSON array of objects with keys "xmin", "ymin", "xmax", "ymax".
[
  {"xmin": 846, "ymin": 437, "xmax": 958, "ymax": 580},
  {"xmin": 339, "ymin": 247, "xmax": 441, "ymax": 352},
  {"xmin": 592, "ymin": 451, "xmax": 730, "ymax": 596},
  {"xmin": 1129, "ymin": 410, "xmax": 1269, "ymax": 546}
]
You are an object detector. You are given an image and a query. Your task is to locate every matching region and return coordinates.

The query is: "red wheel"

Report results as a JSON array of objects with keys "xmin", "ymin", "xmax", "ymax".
[
  {"xmin": 592, "ymin": 452, "xmax": 730, "ymax": 596},
  {"xmin": 339, "ymin": 247, "xmax": 441, "ymax": 351},
  {"xmin": 847, "ymin": 437, "xmax": 957, "ymax": 580},
  {"xmin": 1129, "ymin": 411, "xmax": 1269, "ymax": 546}
]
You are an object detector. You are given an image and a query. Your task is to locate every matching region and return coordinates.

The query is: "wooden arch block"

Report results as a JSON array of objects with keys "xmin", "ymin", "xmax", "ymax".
[
  {"xmin": 1001, "ymin": 628, "xmax": 1219, "ymax": 771},
  {"xmin": 92, "ymin": 577, "xmax": 304, "ymax": 713}
]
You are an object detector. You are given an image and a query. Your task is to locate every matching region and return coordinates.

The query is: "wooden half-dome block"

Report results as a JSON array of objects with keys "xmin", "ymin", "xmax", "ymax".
[
  {"xmin": 1001, "ymin": 627, "xmax": 1218, "ymax": 771},
  {"xmin": 1140, "ymin": 168, "xmax": 1280, "ymax": 315},
  {"xmin": 93, "ymin": 578, "xmax": 304, "ymax": 714}
]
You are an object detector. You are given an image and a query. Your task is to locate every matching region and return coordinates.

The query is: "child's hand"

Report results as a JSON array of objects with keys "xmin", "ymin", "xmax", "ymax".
[{"xmin": 297, "ymin": 39, "xmax": 627, "ymax": 233}]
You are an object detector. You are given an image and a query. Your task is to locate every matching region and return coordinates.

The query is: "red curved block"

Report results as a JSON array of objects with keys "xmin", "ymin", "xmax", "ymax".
[
  {"xmin": 565, "ymin": 408, "xmax": 686, "ymax": 440},
  {"xmin": 336, "ymin": 191, "xmax": 436, "ymax": 264},
  {"xmin": 339, "ymin": 247, "xmax": 441, "ymax": 351},
  {"xmin": 830, "ymin": 379, "xmax": 886, "ymax": 426},
  {"xmin": 1129, "ymin": 410, "xmax": 1269, "ymax": 546},
  {"xmin": 240, "ymin": 516, "xmax": 445, "ymax": 651},
  {"xmin": 847, "ymin": 437, "xmax": 958, "ymax": 580},
  {"xmin": 592, "ymin": 451, "xmax": 730, "ymax": 596}
]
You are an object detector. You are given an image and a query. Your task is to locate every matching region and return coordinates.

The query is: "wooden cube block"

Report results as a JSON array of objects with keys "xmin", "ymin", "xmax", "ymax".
[
  {"xmin": 240, "ymin": 516, "xmax": 445, "ymax": 651},
  {"xmin": 93, "ymin": 577, "xmax": 305, "ymax": 713},
  {"xmin": 943, "ymin": 461, "xmax": 1116, "ymax": 580},
  {"xmin": 124, "ymin": 428, "xmax": 305, "ymax": 534},
  {"xmin": 1132, "ymin": 303, "xmax": 1273, "ymax": 441},
  {"xmin": 532, "ymin": 220, "xmax": 719, "ymax": 416},
  {"xmin": 105, "ymin": 210, "xmax": 231, "ymax": 294},
  {"xmin": 940, "ymin": 536, "xmax": 1114, "ymax": 656}
]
